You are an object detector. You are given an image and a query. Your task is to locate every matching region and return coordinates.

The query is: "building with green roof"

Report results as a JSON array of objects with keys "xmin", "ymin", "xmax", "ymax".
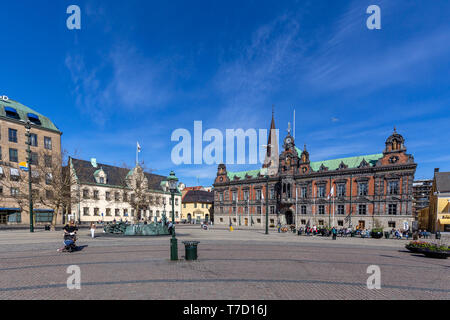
[
  {"xmin": 213, "ymin": 114, "xmax": 416, "ymax": 232},
  {"xmin": 0, "ymin": 97, "xmax": 62, "ymax": 225}
]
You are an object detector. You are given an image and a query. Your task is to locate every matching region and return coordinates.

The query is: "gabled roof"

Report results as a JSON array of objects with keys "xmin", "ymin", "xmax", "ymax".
[
  {"xmin": 308, "ymin": 153, "xmax": 383, "ymax": 171},
  {"xmin": 225, "ymin": 151, "xmax": 383, "ymax": 180},
  {"xmin": 182, "ymin": 190, "xmax": 214, "ymax": 203},
  {"xmin": 70, "ymin": 158, "xmax": 167, "ymax": 191},
  {"xmin": 435, "ymin": 172, "xmax": 450, "ymax": 193},
  {"xmin": 0, "ymin": 98, "xmax": 60, "ymax": 133},
  {"xmin": 227, "ymin": 169, "xmax": 261, "ymax": 180}
]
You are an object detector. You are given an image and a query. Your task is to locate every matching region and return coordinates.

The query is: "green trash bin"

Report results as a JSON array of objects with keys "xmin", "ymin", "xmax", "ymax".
[
  {"xmin": 384, "ymin": 232, "xmax": 390, "ymax": 239},
  {"xmin": 182, "ymin": 241, "xmax": 200, "ymax": 261}
]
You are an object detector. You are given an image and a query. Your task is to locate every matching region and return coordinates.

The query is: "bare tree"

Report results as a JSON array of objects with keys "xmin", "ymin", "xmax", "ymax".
[
  {"xmin": 0, "ymin": 166, "xmax": 30, "ymax": 222},
  {"xmin": 31, "ymin": 149, "xmax": 79, "ymax": 228},
  {"xmin": 120, "ymin": 161, "xmax": 156, "ymax": 223}
]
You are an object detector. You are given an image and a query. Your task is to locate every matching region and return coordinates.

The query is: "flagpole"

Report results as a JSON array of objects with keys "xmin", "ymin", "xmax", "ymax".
[
  {"xmin": 333, "ymin": 196, "xmax": 335, "ymax": 227},
  {"xmin": 295, "ymin": 185, "xmax": 298, "ymax": 231},
  {"xmin": 293, "ymin": 109, "xmax": 296, "ymax": 141},
  {"xmin": 247, "ymin": 197, "xmax": 250, "ymax": 228},
  {"xmin": 261, "ymin": 191, "xmax": 263, "ymax": 228},
  {"xmin": 235, "ymin": 197, "xmax": 237, "ymax": 227}
]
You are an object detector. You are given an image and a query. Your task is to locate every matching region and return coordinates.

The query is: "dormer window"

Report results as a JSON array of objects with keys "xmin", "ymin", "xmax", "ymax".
[
  {"xmin": 94, "ymin": 168, "xmax": 107, "ymax": 184},
  {"xmin": 4, "ymin": 107, "xmax": 20, "ymax": 120},
  {"xmin": 27, "ymin": 113, "xmax": 41, "ymax": 125}
]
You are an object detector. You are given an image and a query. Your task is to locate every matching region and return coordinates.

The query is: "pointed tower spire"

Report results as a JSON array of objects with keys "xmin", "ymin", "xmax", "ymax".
[{"xmin": 263, "ymin": 106, "xmax": 279, "ymax": 173}]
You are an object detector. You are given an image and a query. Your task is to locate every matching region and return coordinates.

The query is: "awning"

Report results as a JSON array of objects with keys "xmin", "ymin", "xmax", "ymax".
[
  {"xmin": 4, "ymin": 107, "xmax": 17, "ymax": 113},
  {"xmin": 438, "ymin": 219, "xmax": 450, "ymax": 225},
  {"xmin": 27, "ymin": 113, "xmax": 39, "ymax": 120},
  {"xmin": 34, "ymin": 209, "xmax": 54, "ymax": 213},
  {"xmin": 0, "ymin": 208, "xmax": 21, "ymax": 212}
]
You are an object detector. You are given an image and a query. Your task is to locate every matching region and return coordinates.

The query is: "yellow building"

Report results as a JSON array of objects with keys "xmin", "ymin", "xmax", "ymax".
[
  {"xmin": 426, "ymin": 169, "xmax": 450, "ymax": 232},
  {"xmin": 181, "ymin": 189, "xmax": 214, "ymax": 223}
]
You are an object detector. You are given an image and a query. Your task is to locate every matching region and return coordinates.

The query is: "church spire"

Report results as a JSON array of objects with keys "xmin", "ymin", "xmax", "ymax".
[
  {"xmin": 263, "ymin": 106, "xmax": 279, "ymax": 173},
  {"xmin": 266, "ymin": 105, "xmax": 276, "ymax": 157}
]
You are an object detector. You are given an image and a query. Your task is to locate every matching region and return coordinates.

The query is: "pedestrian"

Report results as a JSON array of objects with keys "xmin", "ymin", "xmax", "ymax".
[
  {"xmin": 90, "ymin": 222, "xmax": 96, "ymax": 238},
  {"xmin": 277, "ymin": 221, "xmax": 282, "ymax": 233},
  {"xmin": 168, "ymin": 221, "xmax": 174, "ymax": 235},
  {"xmin": 332, "ymin": 226, "xmax": 337, "ymax": 240}
]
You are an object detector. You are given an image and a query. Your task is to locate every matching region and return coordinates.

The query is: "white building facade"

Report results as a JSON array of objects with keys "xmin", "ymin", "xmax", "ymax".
[{"xmin": 69, "ymin": 157, "xmax": 183, "ymax": 224}]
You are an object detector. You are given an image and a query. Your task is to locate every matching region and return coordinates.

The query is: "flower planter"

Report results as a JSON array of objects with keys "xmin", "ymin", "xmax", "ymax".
[
  {"xmin": 421, "ymin": 249, "xmax": 449, "ymax": 259},
  {"xmin": 371, "ymin": 231, "xmax": 383, "ymax": 239},
  {"xmin": 405, "ymin": 244, "xmax": 422, "ymax": 253}
]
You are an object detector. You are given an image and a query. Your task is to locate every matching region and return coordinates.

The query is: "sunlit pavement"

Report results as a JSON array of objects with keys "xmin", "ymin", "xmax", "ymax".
[{"xmin": 0, "ymin": 225, "xmax": 448, "ymax": 300}]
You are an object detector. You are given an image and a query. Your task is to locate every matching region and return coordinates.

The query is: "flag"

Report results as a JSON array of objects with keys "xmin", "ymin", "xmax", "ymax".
[
  {"xmin": 137, "ymin": 142, "xmax": 141, "ymax": 152},
  {"xmin": 327, "ymin": 186, "xmax": 335, "ymax": 200}
]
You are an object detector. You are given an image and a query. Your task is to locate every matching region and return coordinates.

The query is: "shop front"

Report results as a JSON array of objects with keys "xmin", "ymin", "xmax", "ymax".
[
  {"xmin": 0, "ymin": 208, "xmax": 22, "ymax": 224},
  {"xmin": 438, "ymin": 214, "xmax": 450, "ymax": 232},
  {"xmin": 34, "ymin": 209, "xmax": 54, "ymax": 224}
]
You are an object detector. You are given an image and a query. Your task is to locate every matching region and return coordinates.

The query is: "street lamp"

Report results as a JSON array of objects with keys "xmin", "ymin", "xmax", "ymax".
[
  {"xmin": 262, "ymin": 144, "xmax": 273, "ymax": 235},
  {"xmin": 167, "ymin": 171, "xmax": 179, "ymax": 261},
  {"xmin": 23, "ymin": 120, "xmax": 34, "ymax": 233}
]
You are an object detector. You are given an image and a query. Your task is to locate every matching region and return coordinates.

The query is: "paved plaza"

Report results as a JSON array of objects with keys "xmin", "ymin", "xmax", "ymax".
[{"xmin": 0, "ymin": 225, "xmax": 449, "ymax": 300}]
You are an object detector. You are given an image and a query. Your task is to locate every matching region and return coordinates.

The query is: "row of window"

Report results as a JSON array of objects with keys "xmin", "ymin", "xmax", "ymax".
[
  {"xmin": 82, "ymin": 207, "xmax": 179, "ymax": 218},
  {"xmin": 3, "ymin": 128, "xmax": 53, "ymax": 149},
  {"xmin": 0, "ymin": 186, "xmax": 54, "ymax": 198},
  {"xmin": 0, "ymin": 167, "xmax": 53, "ymax": 183},
  {"xmin": 0, "ymin": 147, "xmax": 53, "ymax": 166},
  {"xmin": 182, "ymin": 203, "xmax": 210, "ymax": 209},
  {"xmin": 82, "ymin": 189, "xmax": 179, "ymax": 205},
  {"xmin": 217, "ymin": 181, "xmax": 400, "ymax": 202},
  {"xmin": 218, "ymin": 204, "xmax": 399, "ymax": 215}
]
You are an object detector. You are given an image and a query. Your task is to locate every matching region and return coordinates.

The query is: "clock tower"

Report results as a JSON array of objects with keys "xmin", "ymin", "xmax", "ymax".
[{"xmin": 279, "ymin": 122, "xmax": 300, "ymax": 174}]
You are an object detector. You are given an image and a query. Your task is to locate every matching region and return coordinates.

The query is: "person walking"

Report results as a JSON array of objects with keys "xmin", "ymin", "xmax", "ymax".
[
  {"xmin": 90, "ymin": 222, "xmax": 96, "ymax": 238},
  {"xmin": 332, "ymin": 226, "xmax": 337, "ymax": 240}
]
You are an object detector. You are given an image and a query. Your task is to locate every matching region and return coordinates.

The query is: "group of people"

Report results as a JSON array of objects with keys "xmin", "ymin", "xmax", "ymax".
[
  {"xmin": 391, "ymin": 228, "xmax": 412, "ymax": 240},
  {"xmin": 418, "ymin": 229, "xmax": 431, "ymax": 239}
]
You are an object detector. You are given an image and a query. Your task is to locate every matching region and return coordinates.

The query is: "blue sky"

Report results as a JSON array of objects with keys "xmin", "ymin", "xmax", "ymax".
[{"xmin": 1, "ymin": 0, "xmax": 449, "ymax": 186}]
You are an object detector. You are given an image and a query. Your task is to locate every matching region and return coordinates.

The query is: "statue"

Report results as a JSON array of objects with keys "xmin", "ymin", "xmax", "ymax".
[{"xmin": 104, "ymin": 220, "xmax": 170, "ymax": 236}]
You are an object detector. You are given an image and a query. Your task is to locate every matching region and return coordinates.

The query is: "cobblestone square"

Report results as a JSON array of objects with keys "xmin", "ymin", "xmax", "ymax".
[{"xmin": 0, "ymin": 226, "xmax": 448, "ymax": 300}]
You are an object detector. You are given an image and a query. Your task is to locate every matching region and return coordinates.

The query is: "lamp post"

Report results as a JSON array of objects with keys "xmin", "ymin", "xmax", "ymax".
[
  {"xmin": 167, "ymin": 171, "xmax": 179, "ymax": 261},
  {"xmin": 24, "ymin": 120, "xmax": 34, "ymax": 233},
  {"xmin": 262, "ymin": 144, "xmax": 273, "ymax": 235},
  {"xmin": 265, "ymin": 171, "xmax": 269, "ymax": 235}
]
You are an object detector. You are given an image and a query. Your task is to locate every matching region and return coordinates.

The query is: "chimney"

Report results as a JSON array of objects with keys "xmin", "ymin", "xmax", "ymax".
[{"xmin": 434, "ymin": 168, "xmax": 439, "ymax": 173}]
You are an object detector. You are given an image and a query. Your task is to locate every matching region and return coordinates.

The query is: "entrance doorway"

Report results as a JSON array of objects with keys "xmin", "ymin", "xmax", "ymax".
[
  {"xmin": 205, "ymin": 214, "xmax": 209, "ymax": 223},
  {"xmin": 358, "ymin": 220, "xmax": 365, "ymax": 230},
  {"xmin": 0, "ymin": 214, "xmax": 7, "ymax": 224},
  {"xmin": 187, "ymin": 214, "xmax": 192, "ymax": 223},
  {"xmin": 285, "ymin": 210, "xmax": 294, "ymax": 225},
  {"xmin": 244, "ymin": 218, "xmax": 248, "ymax": 226}
]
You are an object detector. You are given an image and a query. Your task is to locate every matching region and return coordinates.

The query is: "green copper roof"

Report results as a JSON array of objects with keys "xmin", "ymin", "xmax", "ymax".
[
  {"xmin": 0, "ymin": 98, "xmax": 60, "ymax": 132},
  {"xmin": 227, "ymin": 169, "xmax": 261, "ymax": 180},
  {"xmin": 225, "ymin": 150, "xmax": 383, "ymax": 180},
  {"xmin": 309, "ymin": 153, "xmax": 382, "ymax": 171},
  {"xmin": 294, "ymin": 147, "xmax": 382, "ymax": 170}
]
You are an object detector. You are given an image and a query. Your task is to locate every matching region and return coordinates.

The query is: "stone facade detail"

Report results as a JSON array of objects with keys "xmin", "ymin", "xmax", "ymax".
[{"xmin": 213, "ymin": 119, "xmax": 417, "ymax": 230}]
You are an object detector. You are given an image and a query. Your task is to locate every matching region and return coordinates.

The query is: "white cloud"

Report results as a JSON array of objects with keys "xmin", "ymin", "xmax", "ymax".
[{"xmin": 65, "ymin": 46, "xmax": 172, "ymax": 125}]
